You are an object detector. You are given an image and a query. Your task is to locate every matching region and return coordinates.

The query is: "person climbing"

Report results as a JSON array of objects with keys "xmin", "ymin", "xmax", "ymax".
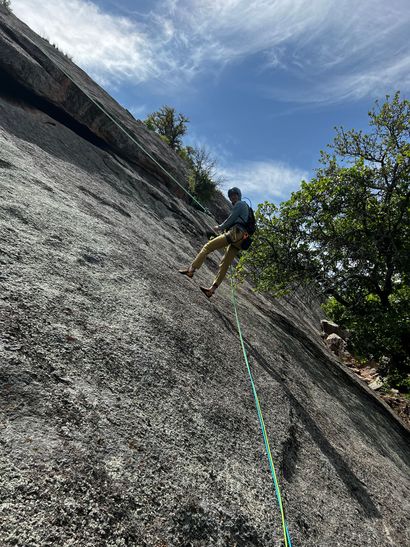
[{"xmin": 179, "ymin": 187, "xmax": 249, "ymax": 298}]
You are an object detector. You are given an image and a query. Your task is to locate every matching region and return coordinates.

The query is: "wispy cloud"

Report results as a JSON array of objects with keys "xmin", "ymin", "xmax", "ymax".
[
  {"xmin": 161, "ymin": 0, "xmax": 410, "ymax": 102},
  {"xmin": 12, "ymin": 0, "xmax": 410, "ymax": 101},
  {"xmin": 313, "ymin": 54, "xmax": 410, "ymax": 104},
  {"xmin": 260, "ymin": 1, "xmax": 410, "ymax": 103},
  {"xmin": 12, "ymin": 0, "xmax": 168, "ymax": 86},
  {"xmin": 158, "ymin": 0, "xmax": 331, "ymax": 67},
  {"xmin": 220, "ymin": 160, "xmax": 308, "ymax": 205}
]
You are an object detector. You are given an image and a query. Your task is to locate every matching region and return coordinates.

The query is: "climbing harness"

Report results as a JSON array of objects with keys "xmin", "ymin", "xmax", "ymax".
[{"xmin": 27, "ymin": 38, "xmax": 293, "ymax": 545}]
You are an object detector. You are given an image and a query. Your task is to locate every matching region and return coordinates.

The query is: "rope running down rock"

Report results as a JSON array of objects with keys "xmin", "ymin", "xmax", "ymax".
[{"xmin": 23, "ymin": 34, "xmax": 293, "ymax": 547}]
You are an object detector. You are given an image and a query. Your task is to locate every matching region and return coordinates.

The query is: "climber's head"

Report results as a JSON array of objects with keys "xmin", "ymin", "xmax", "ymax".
[{"xmin": 227, "ymin": 187, "xmax": 241, "ymax": 204}]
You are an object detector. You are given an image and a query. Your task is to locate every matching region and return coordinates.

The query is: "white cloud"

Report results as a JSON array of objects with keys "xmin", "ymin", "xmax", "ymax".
[
  {"xmin": 220, "ymin": 160, "xmax": 308, "ymax": 205},
  {"xmin": 165, "ymin": 0, "xmax": 410, "ymax": 102},
  {"xmin": 318, "ymin": 55, "xmax": 410, "ymax": 103},
  {"xmin": 262, "ymin": 1, "xmax": 410, "ymax": 102},
  {"xmin": 158, "ymin": 0, "xmax": 331, "ymax": 67},
  {"xmin": 12, "ymin": 0, "xmax": 167, "ymax": 85},
  {"xmin": 158, "ymin": 0, "xmax": 410, "ymax": 100},
  {"xmin": 12, "ymin": 0, "xmax": 410, "ymax": 101}
]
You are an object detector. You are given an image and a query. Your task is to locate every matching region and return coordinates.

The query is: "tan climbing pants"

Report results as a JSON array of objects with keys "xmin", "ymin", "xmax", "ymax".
[{"xmin": 192, "ymin": 226, "xmax": 245, "ymax": 287}]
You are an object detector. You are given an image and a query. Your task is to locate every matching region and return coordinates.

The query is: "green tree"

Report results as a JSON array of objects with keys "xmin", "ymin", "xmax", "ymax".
[
  {"xmin": 238, "ymin": 92, "xmax": 410, "ymax": 387},
  {"xmin": 144, "ymin": 106, "xmax": 189, "ymax": 151},
  {"xmin": 185, "ymin": 145, "xmax": 221, "ymax": 201}
]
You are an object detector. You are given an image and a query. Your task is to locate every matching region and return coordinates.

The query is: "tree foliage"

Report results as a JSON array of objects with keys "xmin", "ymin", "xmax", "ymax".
[
  {"xmin": 185, "ymin": 145, "xmax": 221, "ymax": 201},
  {"xmin": 144, "ymin": 105, "xmax": 189, "ymax": 151},
  {"xmin": 144, "ymin": 105, "xmax": 220, "ymax": 201},
  {"xmin": 238, "ymin": 92, "xmax": 410, "ymax": 386}
]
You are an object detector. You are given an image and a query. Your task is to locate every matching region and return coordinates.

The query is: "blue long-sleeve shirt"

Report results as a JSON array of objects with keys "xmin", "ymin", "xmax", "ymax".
[{"xmin": 218, "ymin": 200, "xmax": 249, "ymax": 231}]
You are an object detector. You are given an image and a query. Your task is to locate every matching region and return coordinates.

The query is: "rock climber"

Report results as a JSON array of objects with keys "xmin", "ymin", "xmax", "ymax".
[{"xmin": 179, "ymin": 187, "xmax": 249, "ymax": 298}]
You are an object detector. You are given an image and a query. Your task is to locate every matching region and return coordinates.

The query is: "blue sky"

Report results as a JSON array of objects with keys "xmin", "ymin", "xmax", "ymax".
[{"xmin": 12, "ymin": 0, "xmax": 410, "ymax": 206}]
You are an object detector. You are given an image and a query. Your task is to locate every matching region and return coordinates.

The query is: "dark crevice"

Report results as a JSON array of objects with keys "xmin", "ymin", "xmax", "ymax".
[
  {"xmin": 0, "ymin": 67, "xmax": 198, "ymax": 219},
  {"xmin": 0, "ymin": 158, "xmax": 14, "ymax": 169},
  {"xmin": 213, "ymin": 306, "xmax": 381, "ymax": 517},
  {"xmin": 0, "ymin": 67, "xmax": 110, "ymax": 152},
  {"xmin": 281, "ymin": 417, "xmax": 300, "ymax": 482},
  {"xmin": 247, "ymin": 341, "xmax": 381, "ymax": 518},
  {"xmin": 252, "ymin": 300, "xmax": 410, "ymax": 444}
]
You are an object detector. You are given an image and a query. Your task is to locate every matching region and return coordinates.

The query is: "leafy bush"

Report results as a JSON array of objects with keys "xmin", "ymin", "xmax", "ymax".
[
  {"xmin": 144, "ymin": 106, "xmax": 220, "ymax": 201},
  {"xmin": 185, "ymin": 145, "xmax": 220, "ymax": 201},
  {"xmin": 144, "ymin": 106, "xmax": 189, "ymax": 151}
]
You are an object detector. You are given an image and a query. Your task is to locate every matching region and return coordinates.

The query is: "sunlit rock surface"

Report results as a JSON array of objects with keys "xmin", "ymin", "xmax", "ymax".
[{"xmin": 1, "ymin": 7, "xmax": 409, "ymax": 546}]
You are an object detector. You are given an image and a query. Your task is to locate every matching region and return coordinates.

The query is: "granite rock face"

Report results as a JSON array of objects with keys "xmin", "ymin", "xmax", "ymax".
[{"xmin": 1, "ymin": 7, "xmax": 409, "ymax": 547}]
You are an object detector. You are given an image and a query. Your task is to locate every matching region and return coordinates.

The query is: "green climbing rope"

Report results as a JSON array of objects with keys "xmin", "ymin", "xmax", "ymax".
[{"xmin": 230, "ymin": 278, "xmax": 292, "ymax": 547}]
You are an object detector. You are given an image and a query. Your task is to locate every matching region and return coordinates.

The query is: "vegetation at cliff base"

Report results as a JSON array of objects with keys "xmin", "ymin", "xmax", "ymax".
[
  {"xmin": 144, "ymin": 106, "xmax": 220, "ymax": 201},
  {"xmin": 237, "ymin": 92, "xmax": 410, "ymax": 389}
]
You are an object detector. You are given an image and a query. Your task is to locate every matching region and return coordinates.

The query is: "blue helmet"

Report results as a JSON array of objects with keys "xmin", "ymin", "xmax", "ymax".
[{"xmin": 228, "ymin": 187, "xmax": 242, "ymax": 200}]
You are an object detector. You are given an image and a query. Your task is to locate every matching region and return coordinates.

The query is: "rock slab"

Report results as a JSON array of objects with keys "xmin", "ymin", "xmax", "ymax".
[{"xmin": 0, "ymin": 7, "xmax": 409, "ymax": 547}]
